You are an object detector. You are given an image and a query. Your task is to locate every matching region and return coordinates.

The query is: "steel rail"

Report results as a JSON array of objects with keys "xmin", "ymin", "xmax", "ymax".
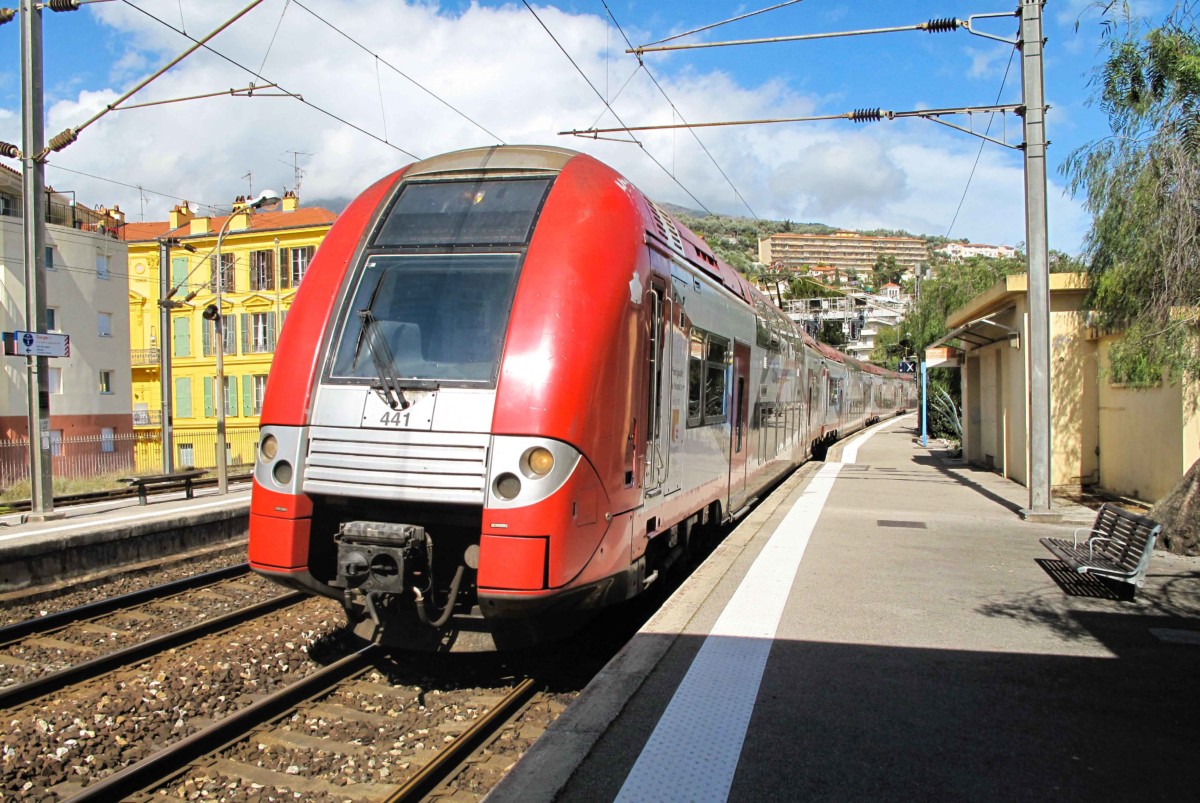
[
  {"xmin": 384, "ymin": 677, "xmax": 539, "ymax": 802},
  {"xmin": 65, "ymin": 644, "xmax": 379, "ymax": 802},
  {"xmin": 0, "ymin": 563, "xmax": 250, "ymax": 644},
  {"xmin": 0, "ymin": 591, "xmax": 304, "ymax": 709}
]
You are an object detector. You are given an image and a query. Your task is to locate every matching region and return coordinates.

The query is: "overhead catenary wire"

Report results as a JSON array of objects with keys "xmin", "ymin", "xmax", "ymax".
[
  {"xmin": 639, "ymin": 0, "xmax": 807, "ymax": 50},
  {"xmin": 521, "ymin": 0, "xmax": 714, "ymax": 215},
  {"xmin": 43, "ymin": 162, "xmax": 225, "ymax": 215},
  {"xmin": 944, "ymin": 45, "xmax": 1018, "ymax": 239},
  {"xmin": 42, "ymin": 0, "xmax": 270, "ymax": 158},
  {"xmin": 120, "ymin": 0, "xmax": 421, "ymax": 160},
  {"xmin": 561, "ymin": 103, "xmax": 1022, "ymax": 137},
  {"xmin": 601, "ymin": 1, "xmax": 759, "ymax": 221},
  {"xmin": 289, "ymin": 0, "xmax": 505, "ymax": 145}
]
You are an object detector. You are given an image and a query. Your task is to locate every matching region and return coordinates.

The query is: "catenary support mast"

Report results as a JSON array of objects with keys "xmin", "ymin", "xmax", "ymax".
[{"xmin": 1019, "ymin": 0, "xmax": 1053, "ymax": 518}]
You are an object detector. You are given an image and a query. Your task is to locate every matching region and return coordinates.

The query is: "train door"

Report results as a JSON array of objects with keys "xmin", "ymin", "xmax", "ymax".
[
  {"xmin": 643, "ymin": 280, "xmax": 670, "ymax": 498},
  {"xmin": 729, "ymin": 341, "xmax": 751, "ymax": 509}
]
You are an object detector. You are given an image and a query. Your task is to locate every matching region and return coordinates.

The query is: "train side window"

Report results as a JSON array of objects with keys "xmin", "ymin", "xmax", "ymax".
[
  {"xmin": 687, "ymin": 327, "xmax": 729, "ymax": 428},
  {"xmin": 704, "ymin": 335, "xmax": 729, "ymax": 422},
  {"xmin": 687, "ymin": 330, "xmax": 704, "ymax": 426}
]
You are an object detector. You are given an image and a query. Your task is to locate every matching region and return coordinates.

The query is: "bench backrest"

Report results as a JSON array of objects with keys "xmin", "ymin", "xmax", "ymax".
[{"xmin": 1092, "ymin": 503, "xmax": 1162, "ymax": 569}]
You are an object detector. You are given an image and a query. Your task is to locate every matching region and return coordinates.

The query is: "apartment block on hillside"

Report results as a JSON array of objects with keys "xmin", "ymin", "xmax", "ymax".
[{"xmin": 758, "ymin": 230, "xmax": 930, "ymax": 278}]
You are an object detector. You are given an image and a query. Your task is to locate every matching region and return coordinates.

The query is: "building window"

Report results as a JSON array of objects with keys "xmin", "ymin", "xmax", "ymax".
[
  {"xmin": 290, "ymin": 245, "xmax": 314, "ymax": 286},
  {"xmin": 203, "ymin": 317, "xmax": 237, "ymax": 356},
  {"xmin": 50, "ymin": 429, "xmax": 63, "ymax": 457},
  {"xmin": 252, "ymin": 374, "xmax": 268, "ymax": 414},
  {"xmin": 101, "ymin": 427, "xmax": 115, "ymax": 453},
  {"xmin": 248, "ymin": 312, "xmax": 275, "ymax": 353},
  {"xmin": 96, "ymin": 250, "xmax": 111, "ymax": 279},
  {"xmin": 45, "ymin": 246, "xmax": 55, "ymax": 271},
  {"xmin": 686, "ymin": 328, "xmax": 729, "ymax": 427},
  {"xmin": 210, "ymin": 253, "xmax": 236, "ymax": 293},
  {"xmin": 0, "ymin": 191, "xmax": 17, "ymax": 217},
  {"xmin": 46, "ymin": 307, "xmax": 57, "ymax": 332},
  {"xmin": 99, "ymin": 370, "xmax": 113, "ymax": 394},
  {"xmin": 48, "ymin": 367, "xmax": 62, "ymax": 394},
  {"xmin": 98, "ymin": 312, "xmax": 112, "ymax": 337},
  {"xmin": 178, "ymin": 442, "xmax": 195, "ymax": 467},
  {"xmin": 251, "ymin": 249, "xmax": 275, "ymax": 291}
]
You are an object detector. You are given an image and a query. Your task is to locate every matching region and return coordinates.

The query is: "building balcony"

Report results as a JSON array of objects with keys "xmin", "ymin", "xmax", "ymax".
[
  {"xmin": 132, "ymin": 409, "xmax": 163, "ymax": 427},
  {"xmin": 131, "ymin": 348, "xmax": 161, "ymax": 366}
]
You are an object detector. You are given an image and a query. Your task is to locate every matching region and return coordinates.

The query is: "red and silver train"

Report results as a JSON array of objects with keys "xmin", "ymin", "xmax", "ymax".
[{"xmin": 249, "ymin": 145, "xmax": 915, "ymax": 650}]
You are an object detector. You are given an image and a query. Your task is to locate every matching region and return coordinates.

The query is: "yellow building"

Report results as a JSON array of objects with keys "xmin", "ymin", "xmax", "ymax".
[
  {"xmin": 125, "ymin": 192, "xmax": 336, "ymax": 472},
  {"xmin": 937, "ymin": 272, "xmax": 1198, "ymax": 505}
]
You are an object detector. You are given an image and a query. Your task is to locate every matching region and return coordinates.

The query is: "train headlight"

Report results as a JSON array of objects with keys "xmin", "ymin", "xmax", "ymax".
[
  {"xmin": 524, "ymin": 447, "xmax": 554, "ymax": 478},
  {"xmin": 260, "ymin": 434, "xmax": 278, "ymax": 462},
  {"xmin": 273, "ymin": 460, "xmax": 293, "ymax": 485},
  {"xmin": 493, "ymin": 472, "xmax": 522, "ymax": 501}
]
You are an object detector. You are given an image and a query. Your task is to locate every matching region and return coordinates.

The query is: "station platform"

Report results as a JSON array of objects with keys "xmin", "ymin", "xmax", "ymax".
[
  {"xmin": 0, "ymin": 485, "xmax": 250, "ymax": 593},
  {"xmin": 492, "ymin": 415, "xmax": 1200, "ymax": 802}
]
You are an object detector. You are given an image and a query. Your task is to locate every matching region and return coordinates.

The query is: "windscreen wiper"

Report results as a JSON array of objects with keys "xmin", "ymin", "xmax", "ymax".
[{"xmin": 357, "ymin": 310, "xmax": 410, "ymax": 410}]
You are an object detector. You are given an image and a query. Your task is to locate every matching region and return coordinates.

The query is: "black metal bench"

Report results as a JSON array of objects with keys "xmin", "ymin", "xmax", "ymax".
[
  {"xmin": 1040, "ymin": 503, "xmax": 1162, "ymax": 599},
  {"xmin": 117, "ymin": 469, "xmax": 209, "ymax": 506}
]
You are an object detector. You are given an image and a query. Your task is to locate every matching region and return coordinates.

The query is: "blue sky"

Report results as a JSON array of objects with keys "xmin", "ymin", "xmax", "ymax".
[{"xmin": 0, "ymin": 1, "xmax": 1156, "ymax": 251}]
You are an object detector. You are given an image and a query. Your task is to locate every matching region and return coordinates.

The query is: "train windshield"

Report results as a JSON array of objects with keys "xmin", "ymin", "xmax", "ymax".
[
  {"xmin": 329, "ymin": 253, "xmax": 521, "ymax": 385},
  {"xmin": 372, "ymin": 177, "xmax": 552, "ymax": 247}
]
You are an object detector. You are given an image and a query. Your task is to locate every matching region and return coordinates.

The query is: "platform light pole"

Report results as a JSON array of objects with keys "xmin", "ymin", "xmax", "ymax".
[{"xmin": 208, "ymin": 190, "xmax": 280, "ymax": 494}]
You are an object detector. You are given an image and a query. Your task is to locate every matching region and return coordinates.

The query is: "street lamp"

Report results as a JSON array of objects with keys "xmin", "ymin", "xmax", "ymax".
[{"xmin": 210, "ymin": 189, "xmax": 280, "ymax": 493}]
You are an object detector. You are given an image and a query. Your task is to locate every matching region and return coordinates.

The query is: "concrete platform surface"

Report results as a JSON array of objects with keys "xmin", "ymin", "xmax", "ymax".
[{"xmin": 491, "ymin": 415, "xmax": 1200, "ymax": 802}]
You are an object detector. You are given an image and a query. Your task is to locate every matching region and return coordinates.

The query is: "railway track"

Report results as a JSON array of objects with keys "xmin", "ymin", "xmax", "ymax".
[
  {"xmin": 0, "ymin": 570, "xmax": 350, "ymax": 800},
  {"xmin": 0, "ymin": 564, "xmax": 295, "ymax": 699},
  {"xmin": 70, "ymin": 647, "xmax": 549, "ymax": 802}
]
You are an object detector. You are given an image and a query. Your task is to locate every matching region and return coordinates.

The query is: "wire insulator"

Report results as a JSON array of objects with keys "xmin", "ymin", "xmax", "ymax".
[
  {"xmin": 1, "ymin": 9, "xmax": 17, "ymax": 25},
  {"xmin": 46, "ymin": 0, "xmax": 81, "ymax": 12},
  {"xmin": 923, "ymin": 17, "xmax": 960, "ymax": 33},
  {"xmin": 0, "ymin": 141, "xmax": 19, "ymax": 159},
  {"xmin": 47, "ymin": 128, "xmax": 78, "ymax": 152},
  {"xmin": 851, "ymin": 108, "xmax": 883, "ymax": 124}
]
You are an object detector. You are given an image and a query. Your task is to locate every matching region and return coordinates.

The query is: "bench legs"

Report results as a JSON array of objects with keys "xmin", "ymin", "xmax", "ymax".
[
  {"xmin": 184, "ymin": 479, "xmax": 195, "ymax": 500},
  {"xmin": 137, "ymin": 485, "xmax": 148, "ymax": 506}
]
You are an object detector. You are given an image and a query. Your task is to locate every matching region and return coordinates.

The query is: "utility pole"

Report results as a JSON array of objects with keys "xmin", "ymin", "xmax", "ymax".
[
  {"xmin": 158, "ymin": 239, "xmax": 175, "ymax": 474},
  {"xmin": 1019, "ymin": 0, "xmax": 1055, "ymax": 520},
  {"xmin": 20, "ymin": 0, "xmax": 59, "ymax": 520}
]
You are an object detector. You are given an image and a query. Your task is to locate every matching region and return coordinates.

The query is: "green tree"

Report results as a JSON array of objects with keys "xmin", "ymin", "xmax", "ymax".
[{"xmin": 1062, "ymin": 0, "xmax": 1200, "ymax": 384}]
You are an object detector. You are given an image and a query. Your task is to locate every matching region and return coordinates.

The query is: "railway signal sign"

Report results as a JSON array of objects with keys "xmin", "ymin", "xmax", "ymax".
[
  {"xmin": 898, "ymin": 359, "xmax": 916, "ymax": 373},
  {"xmin": 4, "ymin": 331, "xmax": 70, "ymax": 358}
]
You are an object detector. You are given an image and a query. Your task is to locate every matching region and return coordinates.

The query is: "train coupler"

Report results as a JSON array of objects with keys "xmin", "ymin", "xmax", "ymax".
[{"xmin": 331, "ymin": 521, "xmax": 430, "ymax": 595}]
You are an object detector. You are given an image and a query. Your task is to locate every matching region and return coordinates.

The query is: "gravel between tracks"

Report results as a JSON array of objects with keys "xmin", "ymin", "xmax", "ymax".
[
  {"xmin": 1, "ymin": 596, "xmax": 352, "ymax": 801},
  {"xmin": 0, "ymin": 547, "xmax": 249, "ymax": 627}
]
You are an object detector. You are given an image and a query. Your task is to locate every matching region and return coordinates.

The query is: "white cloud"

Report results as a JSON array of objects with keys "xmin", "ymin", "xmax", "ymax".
[{"xmin": 0, "ymin": 0, "xmax": 1089, "ymax": 252}]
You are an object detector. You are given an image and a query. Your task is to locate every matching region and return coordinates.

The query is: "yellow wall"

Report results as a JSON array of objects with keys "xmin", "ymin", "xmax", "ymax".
[
  {"xmin": 1096, "ymin": 334, "xmax": 1199, "ymax": 502},
  {"xmin": 127, "ymin": 218, "xmax": 331, "ymax": 471},
  {"xmin": 951, "ymin": 274, "xmax": 1097, "ymax": 491}
]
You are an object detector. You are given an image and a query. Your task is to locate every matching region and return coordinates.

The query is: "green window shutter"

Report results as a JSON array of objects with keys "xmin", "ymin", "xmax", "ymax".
[
  {"xmin": 175, "ymin": 377, "xmax": 192, "ymax": 418},
  {"xmin": 171, "ymin": 256, "xmax": 188, "ymax": 287},
  {"xmin": 226, "ymin": 376, "xmax": 238, "ymax": 416},
  {"xmin": 242, "ymin": 374, "xmax": 253, "ymax": 416},
  {"xmin": 223, "ymin": 315, "xmax": 236, "ymax": 355},
  {"xmin": 241, "ymin": 313, "xmax": 250, "ymax": 354},
  {"xmin": 267, "ymin": 313, "xmax": 277, "ymax": 351},
  {"xmin": 203, "ymin": 376, "xmax": 213, "ymax": 419},
  {"xmin": 279, "ymin": 248, "xmax": 290, "ymax": 289},
  {"xmin": 174, "ymin": 317, "xmax": 190, "ymax": 357},
  {"xmin": 202, "ymin": 320, "xmax": 212, "ymax": 357}
]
